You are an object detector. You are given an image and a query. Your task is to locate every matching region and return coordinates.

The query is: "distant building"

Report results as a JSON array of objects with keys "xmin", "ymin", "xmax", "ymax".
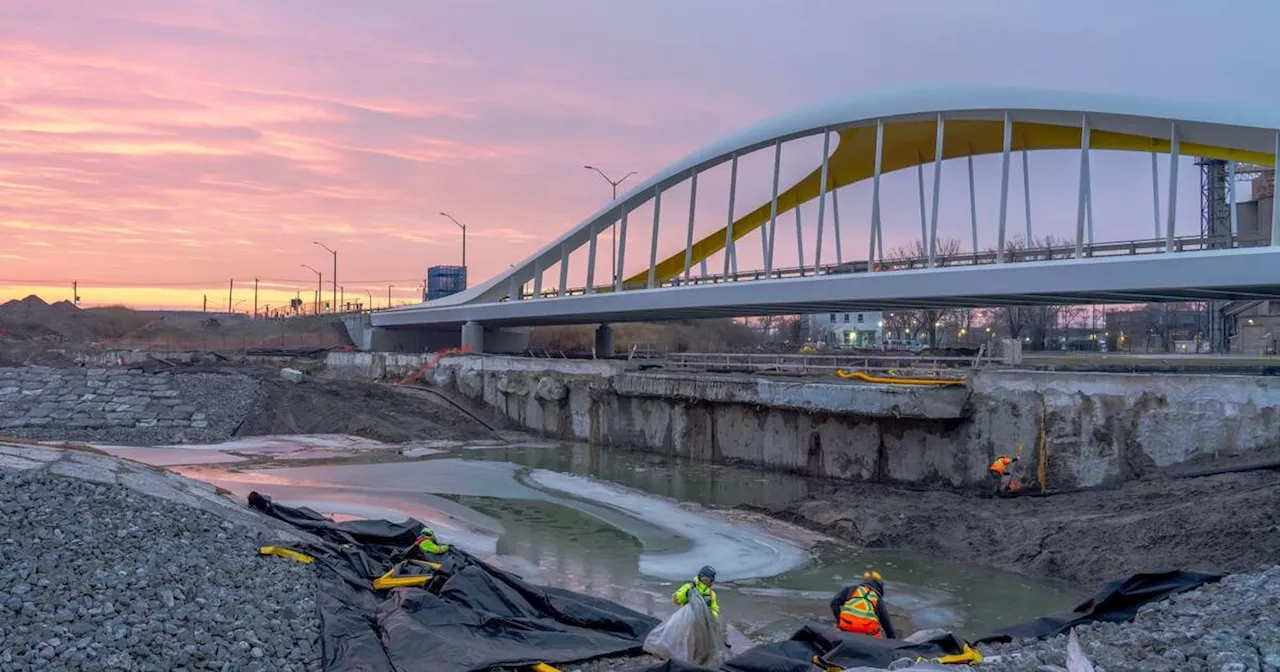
[
  {"xmin": 1105, "ymin": 306, "xmax": 1208, "ymax": 353},
  {"xmin": 1226, "ymin": 300, "xmax": 1280, "ymax": 354},
  {"xmin": 806, "ymin": 311, "xmax": 884, "ymax": 347}
]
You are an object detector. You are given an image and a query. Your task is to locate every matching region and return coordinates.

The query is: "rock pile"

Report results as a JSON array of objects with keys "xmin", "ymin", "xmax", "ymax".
[
  {"xmin": 0, "ymin": 443, "xmax": 321, "ymax": 670},
  {"xmin": 980, "ymin": 566, "xmax": 1280, "ymax": 672}
]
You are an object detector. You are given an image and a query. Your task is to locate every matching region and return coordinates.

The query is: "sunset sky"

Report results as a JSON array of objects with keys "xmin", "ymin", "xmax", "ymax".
[{"xmin": 2, "ymin": 1, "xmax": 1278, "ymax": 311}]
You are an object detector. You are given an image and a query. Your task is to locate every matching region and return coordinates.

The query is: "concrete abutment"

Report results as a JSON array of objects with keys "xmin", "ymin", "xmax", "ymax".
[{"xmin": 324, "ymin": 353, "xmax": 1280, "ymax": 490}]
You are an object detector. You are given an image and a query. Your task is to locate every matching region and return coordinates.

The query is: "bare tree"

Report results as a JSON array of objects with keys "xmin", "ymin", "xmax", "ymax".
[
  {"xmin": 885, "ymin": 237, "xmax": 964, "ymax": 346},
  {"xmin": 985, "ymin": 235, "xmax": 1087, "ymax": 350}
]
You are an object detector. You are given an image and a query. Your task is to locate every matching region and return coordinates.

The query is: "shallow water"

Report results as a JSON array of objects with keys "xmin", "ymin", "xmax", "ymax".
[{"xmin": 111, "ymin": 435, "xmax": 1082, "ymax": 641}]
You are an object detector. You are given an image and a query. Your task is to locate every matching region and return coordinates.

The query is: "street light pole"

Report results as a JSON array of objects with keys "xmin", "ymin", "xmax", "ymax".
[
  {"xmin": 584, "ymin": 165, "xmax": 636, "ymax": 286},
  {"xmin": 439, "ymin": 212, "xmax": 467, "ymax": 269},
  {"xmin": 313, "ymin": 241, "xmax": 337, "ymax": 314},
  {"xmin": 301, "ymin": 264, "xmax": 322, "ymax": 315}
]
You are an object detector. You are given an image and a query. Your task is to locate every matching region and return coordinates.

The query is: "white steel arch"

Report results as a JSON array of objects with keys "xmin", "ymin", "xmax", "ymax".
[{"xmin": 379, "ymin": 83, "xmax": 1280, "ymax": 328}]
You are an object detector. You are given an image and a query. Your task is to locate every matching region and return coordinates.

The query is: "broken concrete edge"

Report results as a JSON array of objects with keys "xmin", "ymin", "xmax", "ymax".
[{"xmin": 0, "ymin": 440, "xmax": 317, "ymax": 546}]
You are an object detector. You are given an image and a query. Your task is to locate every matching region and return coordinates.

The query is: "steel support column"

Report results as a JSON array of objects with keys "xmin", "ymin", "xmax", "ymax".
[
  {"xmin": 615, "ymin": 211, "xmax": 629, "ymax": 291},
  {"xmin": 814, "ymin": 129, "xmax": 831, "ymax": 273},
  {"xmin": 684, "ymin": 170, "xmax": 698, "ymax": 280},
  {"xmin": 1075, "ymin": 113, "xmax": 1091, "ymax": 259},
  {"xmin": 765, "ymin": 139, "xmax": 782, "ymax": 276},
  {"xmin": 585, "ymin": 220, "xmax": 599, "ymax": 294},
  {"xmin": 723, "ymin": 154, "xmax": 739, "ymax": 279},
  {"xmin": 647, "ymin": 186, "xmax": 663, "ymax": 289},
  {"xmin": 997, "ymin": 112, "xmax": 1012, "ymax": 263},
  {"xmin": 1167, "ymin": 123, "xmax": 1180, "ymax": 252},
  {"xmin": 928, "ymin": 114, "xmax": 945, "ymax": 266},
  {"xmin": 869, "ymin": 119, "xmax": 884, "ymax": 270},
  {"xmin": 1151, "ymin": 150, "xmax": 1162, "ymax": 240}
]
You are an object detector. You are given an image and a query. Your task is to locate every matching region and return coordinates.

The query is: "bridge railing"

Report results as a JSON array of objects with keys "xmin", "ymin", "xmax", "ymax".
[
  {"xmin": 502, "ymin": 232, "xmax": 1270, "ymax": 302},
  {"xmin": 663, "ymin": 350, "xmax": 987, "ymax": 376}
]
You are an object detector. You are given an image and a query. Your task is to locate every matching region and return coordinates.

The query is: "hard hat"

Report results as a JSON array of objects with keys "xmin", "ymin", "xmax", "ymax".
[
  {"xmin": 698, "ymin": 566, "xmax": 717, "ymax": 582},
  {"xmin": 420, "ymin": 526, "xmax": 435, "ymax": 538},
  {"xmin": 863, "ymin": 570, "xmax": 885, "ymax": 593}
]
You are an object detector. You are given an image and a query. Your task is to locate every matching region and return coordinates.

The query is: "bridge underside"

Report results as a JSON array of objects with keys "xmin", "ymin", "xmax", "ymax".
[{"xmin": 374, "ymin": 248, "xmax": 1280, "ymax": 329}]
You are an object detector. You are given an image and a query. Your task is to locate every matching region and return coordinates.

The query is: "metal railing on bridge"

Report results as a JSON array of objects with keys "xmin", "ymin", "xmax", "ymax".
[
  {"xmin": 504, "ymin": 232, "xmax": 1269, "ymax": 301},
  {"xmin": 662, "ymin": 350, "xmax": 989, "ymax": 377}
]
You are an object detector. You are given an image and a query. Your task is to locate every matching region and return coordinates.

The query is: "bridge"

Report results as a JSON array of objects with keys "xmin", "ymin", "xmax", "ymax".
[{"xmin": 360, "ymin": 84, "xmax": 1280, "ymax": 353}]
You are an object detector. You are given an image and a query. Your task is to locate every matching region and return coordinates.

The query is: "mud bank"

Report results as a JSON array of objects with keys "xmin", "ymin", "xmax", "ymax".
[
  {"xmin": 764, "ymin": 468, "xmax": 1280, "ymax": 585},
  {"xmin": 326, "ymin": 354, "xmax": 1280, "ymax": 490}
]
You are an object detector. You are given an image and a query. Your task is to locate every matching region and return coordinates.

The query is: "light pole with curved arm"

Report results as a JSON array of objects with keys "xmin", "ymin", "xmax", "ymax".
[
  {"xmin": 584, "ymin": 165, "xmax": 636, "ymax": 285},
  {"xmin": 313, "ymin": 241, "xmax": 337, "ymax": 316},
  {"xmin": 439, "ymin": 212, "xmax": 467, "ymax": 270},
  {"xmin": 300, "ymin": 264, "xmax": 322, "ymax": 315}
]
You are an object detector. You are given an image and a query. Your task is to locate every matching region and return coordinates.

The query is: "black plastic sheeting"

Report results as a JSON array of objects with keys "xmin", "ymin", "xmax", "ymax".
[
  {"xmin": 627, "ymin": 569, "xmax": 1222, "ymax": 672},
  {"xmin": 247, "ymin": 492, "xmax": 659, "ymax": 672},
  {"xmin": 632, "ymin": 627, "xmax": 965, "ymax": 672},
  {"xmin": 975, "ymin": 568, "xmax": 1222, "ymax": 644}
]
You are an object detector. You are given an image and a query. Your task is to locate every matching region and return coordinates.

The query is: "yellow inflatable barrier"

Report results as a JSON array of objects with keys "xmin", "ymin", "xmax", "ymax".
[
  {"xmin": 258, "ymin": 546, "xmax": 314, "ymax": 564},
  {"xmin": 530, "ymin": 665, "xmax": 561, "ymax": 672},
  {"xmin": 836, "ymin": 369, "xmax": 966, "ymax": 386}
]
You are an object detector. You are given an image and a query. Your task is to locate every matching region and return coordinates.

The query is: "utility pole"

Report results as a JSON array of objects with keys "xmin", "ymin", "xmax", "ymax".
[
  {"xmin": 313, "ymin": 241, "xmax": 337, "ymax": 317},
  {"xmin": 584, "ymin": 165, "xmax": 636, "ymax": 286},
  {"xmin": 227, "ymin": 279, "xmax": 233, "ymax": 315},
  {"xmin": 301, "ymin": 264, "xmax": 322, "ymax": 315},
  {"xmin": 253, "ymin": 278, "xmax": 259, "ymax": 319},
  {"xmin": 203, "ymin": 295, "xmax": 207, "ymax": 313},
  {"xmin": 387, "ymin": 284, "xmax": 394, "ymax": 309},
  {"xmin": 72, "ymin": 281, "xmax": 79, "ymax": 305}
]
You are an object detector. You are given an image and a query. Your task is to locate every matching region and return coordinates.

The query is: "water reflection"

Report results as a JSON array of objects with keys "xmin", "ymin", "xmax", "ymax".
[{"xmin": 172, "ymin": 438, "xmax": 1082, "ymax": 641}]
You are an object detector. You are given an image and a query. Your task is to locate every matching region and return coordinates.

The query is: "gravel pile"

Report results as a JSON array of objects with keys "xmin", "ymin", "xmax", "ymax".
[
  {"xmin": 0, "ymin": 467, "xmax": 320, "ymax": 671},
  {"xmin": 980, "ymin": 565, "xmax": 1280, "ymax": 672},
  {"xmin": 169, "ymin": 372, "xmax": 260, "ymax": 440}
]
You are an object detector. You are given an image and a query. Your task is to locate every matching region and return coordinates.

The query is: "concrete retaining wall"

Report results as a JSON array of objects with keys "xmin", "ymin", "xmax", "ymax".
[{"xmin": 405, "ymin": 355, "xmax": 1280, "ymax": 490}]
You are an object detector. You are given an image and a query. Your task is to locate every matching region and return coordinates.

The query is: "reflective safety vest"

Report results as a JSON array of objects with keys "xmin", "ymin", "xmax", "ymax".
[
  {"xmin": 838, "ymin": 585, "xmax": 883, "ymax": 637},
  {"xmin": 990, "ymin": 456, "xmax": 1013, "ymax": 475},
  {"xmin": 416, "ymin": 535, "xmax": 448, "ymax": 555}
]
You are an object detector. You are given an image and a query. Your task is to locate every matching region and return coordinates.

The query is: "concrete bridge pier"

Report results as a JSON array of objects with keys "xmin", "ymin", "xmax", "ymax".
[
  {"xmin": 462, "ymin": 321, "xmax": 485, "ymax": 354},
  {"xmin": 594, "ymin": 324, "xmax": 614, "ymax": 359}
]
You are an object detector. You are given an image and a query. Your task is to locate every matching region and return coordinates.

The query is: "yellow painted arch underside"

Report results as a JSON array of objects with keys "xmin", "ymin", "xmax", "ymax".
[{"xmin": 627, "ymin": 120, "xmax": 1274, "ymax": 286}]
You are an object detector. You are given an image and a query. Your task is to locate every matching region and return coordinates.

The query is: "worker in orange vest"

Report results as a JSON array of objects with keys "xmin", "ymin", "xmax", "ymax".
[
  {"xmin": 990, "ymin": 455, "xmax": 1019, "ymax": 494},
  {"xmin": 830, "ymin": 571, "xmax": 897, "ymax": 639}
]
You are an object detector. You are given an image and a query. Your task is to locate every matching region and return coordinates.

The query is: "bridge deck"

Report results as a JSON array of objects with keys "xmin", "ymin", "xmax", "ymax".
[{"xmin": 374, "ymin": 246, "xmax": 1280, "ymax": 329}]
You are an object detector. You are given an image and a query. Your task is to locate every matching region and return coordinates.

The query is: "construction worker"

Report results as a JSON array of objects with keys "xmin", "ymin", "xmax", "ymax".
[
  {"xmin": 673, "ymin": 565, "xmax": 720, "ymax": 620},
  {"xmin": 989, "ymin": 455, "xmax": 1020, "ymax": 493},
  {"xmin": 831, "ymin": 571, "xmax": 896, "ymax": 639},
  {"xmin": 410, "ymin": 526, "xmax": 450, "ymax": 559}
]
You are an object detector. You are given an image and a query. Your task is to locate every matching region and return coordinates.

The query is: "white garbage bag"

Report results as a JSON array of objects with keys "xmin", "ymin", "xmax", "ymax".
[{"xmin": 642, "ymin": 589, "xmax": 727, "ymax": 667}]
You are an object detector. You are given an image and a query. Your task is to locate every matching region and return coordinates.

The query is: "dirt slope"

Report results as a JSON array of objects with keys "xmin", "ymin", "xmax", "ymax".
[
  {"xmin": 235, "ymin": 377, "xmax": 496, "ymax": 443},
  {"xmin": 768, "ymin": 469, "xmax": 1280, "ymax": 585}
]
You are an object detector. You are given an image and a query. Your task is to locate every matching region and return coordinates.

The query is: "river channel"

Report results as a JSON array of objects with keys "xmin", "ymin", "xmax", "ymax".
[{"xmin": 100, "ymin": 435, "xmax": 1082, "ymax": 643}]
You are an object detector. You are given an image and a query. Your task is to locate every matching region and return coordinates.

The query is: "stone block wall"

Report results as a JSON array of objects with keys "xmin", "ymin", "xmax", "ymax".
[
  {"xmin": 0, "ymin": 367, "xmax": 258, "ymax": 444},
  {"xmin": 0, "ymin": 367, "xmax": 205, "ymax": 431}
]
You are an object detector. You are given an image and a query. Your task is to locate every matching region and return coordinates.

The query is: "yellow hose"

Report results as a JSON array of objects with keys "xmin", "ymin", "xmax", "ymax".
[{"xmin": 835, "ymin": 369, "xmax": 965, "ymax": 386}]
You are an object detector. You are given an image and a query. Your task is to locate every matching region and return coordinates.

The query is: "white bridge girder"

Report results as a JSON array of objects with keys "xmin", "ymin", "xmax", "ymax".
[{"xmin": 374, "ymin": 247, "xmax": 1280, "ymax": 329}]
